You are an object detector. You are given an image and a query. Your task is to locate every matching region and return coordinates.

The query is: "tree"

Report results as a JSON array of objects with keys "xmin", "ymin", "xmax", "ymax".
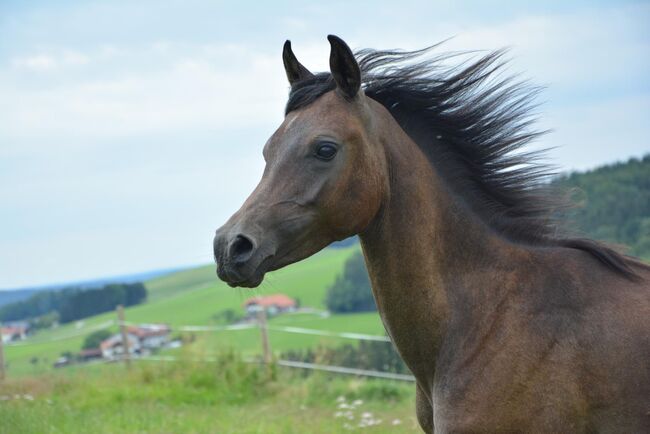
[
  {"xmin": 325, "ymin": 251, "xmax": 376, "ymax": 313},
  {"xmin": 553, "ymin": 154, "xmax": 650, "ymax": 260},
  {"xmin": 82, "ymin": 329, "xmax": 112, "ymax": 350}
]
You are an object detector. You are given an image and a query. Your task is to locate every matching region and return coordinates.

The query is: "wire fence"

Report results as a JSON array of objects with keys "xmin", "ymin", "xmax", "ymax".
[{"xmin": 2, "ymin": 308, "xmax": 415, "ymax": 382}]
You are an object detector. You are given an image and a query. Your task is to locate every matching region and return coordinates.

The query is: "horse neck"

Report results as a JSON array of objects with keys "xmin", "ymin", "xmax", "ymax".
[{"xmin": 358, "ymin": 121, "xmax": 522, "ymax": 380}]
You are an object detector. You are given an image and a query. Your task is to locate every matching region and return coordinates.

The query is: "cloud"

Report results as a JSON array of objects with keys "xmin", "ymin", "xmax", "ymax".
[
  {"xmin": 11, "ymin": 54, "xmax": 57, "ymax": 71},
  {"xmin": 0, "ymin": 43, "xmax": 289, "ymax": 148},
  {"xmin": 10, "ymin": 50, "xmax": 90, "ymax": 71}
]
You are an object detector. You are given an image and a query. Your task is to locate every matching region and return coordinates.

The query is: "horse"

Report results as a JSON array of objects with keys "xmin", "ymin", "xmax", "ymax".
[{"xmin": 213, "ymin": 35, "xmax": 650, "ymax": 433}]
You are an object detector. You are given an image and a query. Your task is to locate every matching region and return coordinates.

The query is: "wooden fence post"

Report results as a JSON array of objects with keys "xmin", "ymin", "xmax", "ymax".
[
  {"xmin": 0, "ymin": 333, "xmax": 5, "ymax": 381},
  {"xmin": 257, "ymin": 309, "xmax": 272, "ymax": 364},
  {"xmin": 117, "ymin": 305, "xmax": 131, "ymax": 368}
]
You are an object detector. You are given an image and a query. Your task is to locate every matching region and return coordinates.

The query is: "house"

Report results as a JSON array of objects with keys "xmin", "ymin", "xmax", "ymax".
[
  {"xmin": 127, "ymin": 324, "xmax": 170, "ymax": 350},
  {"xmin": 1, "ymin": 325, "xmax": 28, "ymax": 343},
  {"xmin": 98, "ymin": 324, "xmax": 170, "ymax": 360},
  {"xmin": 243, "ymin": 294, "xmax": 297, "ymax": 316},
  {"xmin": 99, "ymin": 334, "xmax": 140, "ymax": 360}
]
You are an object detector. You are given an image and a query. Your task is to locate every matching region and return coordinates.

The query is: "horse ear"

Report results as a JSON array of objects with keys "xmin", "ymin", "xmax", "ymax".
[
  {"xmin": 327, "ymin": 35, "xmax": 361, "ymax": 99},
  {"xmin": 282, "ymin": 40, "xmax": 313, "ymax": 86}
]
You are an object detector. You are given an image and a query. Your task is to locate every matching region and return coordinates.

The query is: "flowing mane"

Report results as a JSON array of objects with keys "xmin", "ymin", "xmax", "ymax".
[{"xmin": 286, "ymin": 44, "xmax": 643, "ymax": 279}]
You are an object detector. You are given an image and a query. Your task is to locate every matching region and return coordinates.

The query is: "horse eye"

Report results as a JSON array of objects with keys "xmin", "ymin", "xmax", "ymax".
[{"xmin": 315, "ymin": 143, "xmax": 338, "ymax": 161}]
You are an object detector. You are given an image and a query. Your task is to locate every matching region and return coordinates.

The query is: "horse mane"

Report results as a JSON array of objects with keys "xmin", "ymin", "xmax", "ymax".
[{"xmin": 285, "ymin": 44, "xmax": 644, "ymax": 280}]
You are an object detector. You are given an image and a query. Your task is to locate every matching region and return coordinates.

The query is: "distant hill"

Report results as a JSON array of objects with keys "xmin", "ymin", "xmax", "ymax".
[
  {"xmin": 0, "ymin": 266, "xmax": 187, "ymax": 308},
  {"xmin": 553, "ymin": 154, "xmax": 650, "ymax": 260},
  {"xmin": 0, "ymin": 289, "xmax": 44, "ymax": 309}
]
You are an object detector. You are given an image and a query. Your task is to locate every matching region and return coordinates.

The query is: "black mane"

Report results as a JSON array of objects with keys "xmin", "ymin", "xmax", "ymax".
[{"xmin": 286, "ymin": 44, "xmax": 642, "ymax": 279}]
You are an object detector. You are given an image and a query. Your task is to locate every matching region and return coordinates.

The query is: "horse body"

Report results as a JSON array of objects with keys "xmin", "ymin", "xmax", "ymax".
[
  {"xmin": 359, "ymin": 98, "xmax": 650, "ymax": 432},
  {"xmin": 213, "ymin": 36, "xmax": 650, "ymax": 432}
]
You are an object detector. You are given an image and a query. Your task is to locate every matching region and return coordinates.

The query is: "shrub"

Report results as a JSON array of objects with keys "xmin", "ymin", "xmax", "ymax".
[
  {"xmin": 82, "ymin": 329, "xmax": 112, "ymax": 350},
  {"xmin": 281, "ymin": 340, "xmax": 410, "ymax": 376}
]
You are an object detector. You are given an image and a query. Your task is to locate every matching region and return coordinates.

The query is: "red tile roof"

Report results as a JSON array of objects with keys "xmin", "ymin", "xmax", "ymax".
[
  {"xmin": 127, "ymin": 324, "xmax": 170, "ymax": 338},
  {"xmin": 243, "ymin": 294, "xmax": 296, "ymax": 309},
  {"xmin": 1, "ymin": 326, "xmax": 26, "ymax": 336}
]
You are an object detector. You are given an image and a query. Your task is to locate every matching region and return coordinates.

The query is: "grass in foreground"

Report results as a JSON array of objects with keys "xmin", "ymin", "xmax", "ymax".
[{"xmin": 0, "ymin": 351, "xmax": 419, "ymax": 434}]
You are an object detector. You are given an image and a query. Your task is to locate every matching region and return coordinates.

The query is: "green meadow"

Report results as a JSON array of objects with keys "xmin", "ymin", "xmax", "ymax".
[{"xmin": 0, "ymin": 354, "xmax": 418, "ymax": 434}]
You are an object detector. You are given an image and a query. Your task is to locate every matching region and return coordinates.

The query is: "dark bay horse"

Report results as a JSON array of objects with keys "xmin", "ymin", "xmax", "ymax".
[{"xmin": 213, "ymin": 36, "xmax": 650, "ymax": 433}]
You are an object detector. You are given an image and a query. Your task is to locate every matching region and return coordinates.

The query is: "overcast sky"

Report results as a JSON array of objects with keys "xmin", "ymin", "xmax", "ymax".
[{"xmin": 1, "ymin": 0, "xmax": 649, "ymax": 288}]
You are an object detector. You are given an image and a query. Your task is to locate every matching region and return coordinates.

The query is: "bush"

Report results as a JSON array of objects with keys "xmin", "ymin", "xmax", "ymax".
[
  {"xmin": 281, "ymin": 340, "xmax": 410, "ymax": 376},
  {"xmin": 82, "ymin": 329, "xmax": 112, "ymax": 350},
  {"xmin": 212, "ymin": 308, "xmax": 243, "ymax": 325},
  {"xmin": 28, "ymin": 311, "xmax": 59, "ymax": 331}
]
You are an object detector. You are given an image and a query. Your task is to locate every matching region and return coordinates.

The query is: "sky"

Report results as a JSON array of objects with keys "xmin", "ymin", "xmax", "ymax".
[{"xmin": 1, "ymin": 0, "xmax": 649, "ymax": 288}]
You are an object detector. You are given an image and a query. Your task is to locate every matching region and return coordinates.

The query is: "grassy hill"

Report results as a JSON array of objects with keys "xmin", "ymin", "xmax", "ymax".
[{"xmin": 3, "ymin": 245, "xmax": 388, "ymax": 377}]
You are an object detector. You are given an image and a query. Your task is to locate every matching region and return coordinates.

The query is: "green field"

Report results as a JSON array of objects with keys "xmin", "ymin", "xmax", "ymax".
[
  {"xmin": 0, "ymin": 353, "xmax": 418, "ymax": 434},
  {"xmin": 3, "ymin": 245, "xmax": 388, "ymax": 376}
]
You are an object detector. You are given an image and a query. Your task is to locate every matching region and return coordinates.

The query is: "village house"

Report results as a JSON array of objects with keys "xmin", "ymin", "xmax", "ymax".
[
  {"xmin": 243, "ymin": 294, "xmax": 297, "ymax": 317},
  {"xmin": 100, "ymin": 334, "xmax": 140, "ymax": 360},
  {"xmin": 1, "ymin": 324, "xmax": 29, "ymax": 343},
  {"xmin": 98, "ymin": 323, "xmax": 171, "ymax": 360},
  {"xmin": 127, "ymin": 324, "xmax": 170, "ymax": 350}
]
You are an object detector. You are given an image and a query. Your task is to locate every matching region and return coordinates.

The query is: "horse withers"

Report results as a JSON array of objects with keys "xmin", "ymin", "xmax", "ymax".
[{"xmin": 213, "ymin": 36, "xmax": 650, "ymax": 433}]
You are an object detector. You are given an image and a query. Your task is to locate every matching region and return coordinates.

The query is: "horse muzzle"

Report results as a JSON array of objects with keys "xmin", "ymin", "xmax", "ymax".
[{"xmin": 213, "ymin": 228, "xmax": 274, "ymax": 288}]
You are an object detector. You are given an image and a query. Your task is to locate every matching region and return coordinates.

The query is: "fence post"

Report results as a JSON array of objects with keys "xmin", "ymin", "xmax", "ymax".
[
  {"xmin": 0, "ymin": 333, "xmax": 5, "ymax": 381},
  {"xmin": 257, "ymin": 309, "xmax": 272, "ymax": 364},
  {"xmin": 117, "ymin": 305, "xmax": 131, "ymax": 368}
]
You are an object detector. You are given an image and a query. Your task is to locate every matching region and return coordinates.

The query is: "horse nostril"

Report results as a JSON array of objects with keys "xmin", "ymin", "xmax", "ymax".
[{"xmin": 229, "ymin": 234, "xmax": 255, "ymax": 265}]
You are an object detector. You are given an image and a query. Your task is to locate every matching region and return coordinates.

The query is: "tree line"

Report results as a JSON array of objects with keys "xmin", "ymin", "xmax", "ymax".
[
  {"xmin": 553, "ymin": 154, "xmax": 650, "ymax": 260},
  {"xmin": 0, "ymin": 283, "xmax": 147, "ymax": 324}
]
